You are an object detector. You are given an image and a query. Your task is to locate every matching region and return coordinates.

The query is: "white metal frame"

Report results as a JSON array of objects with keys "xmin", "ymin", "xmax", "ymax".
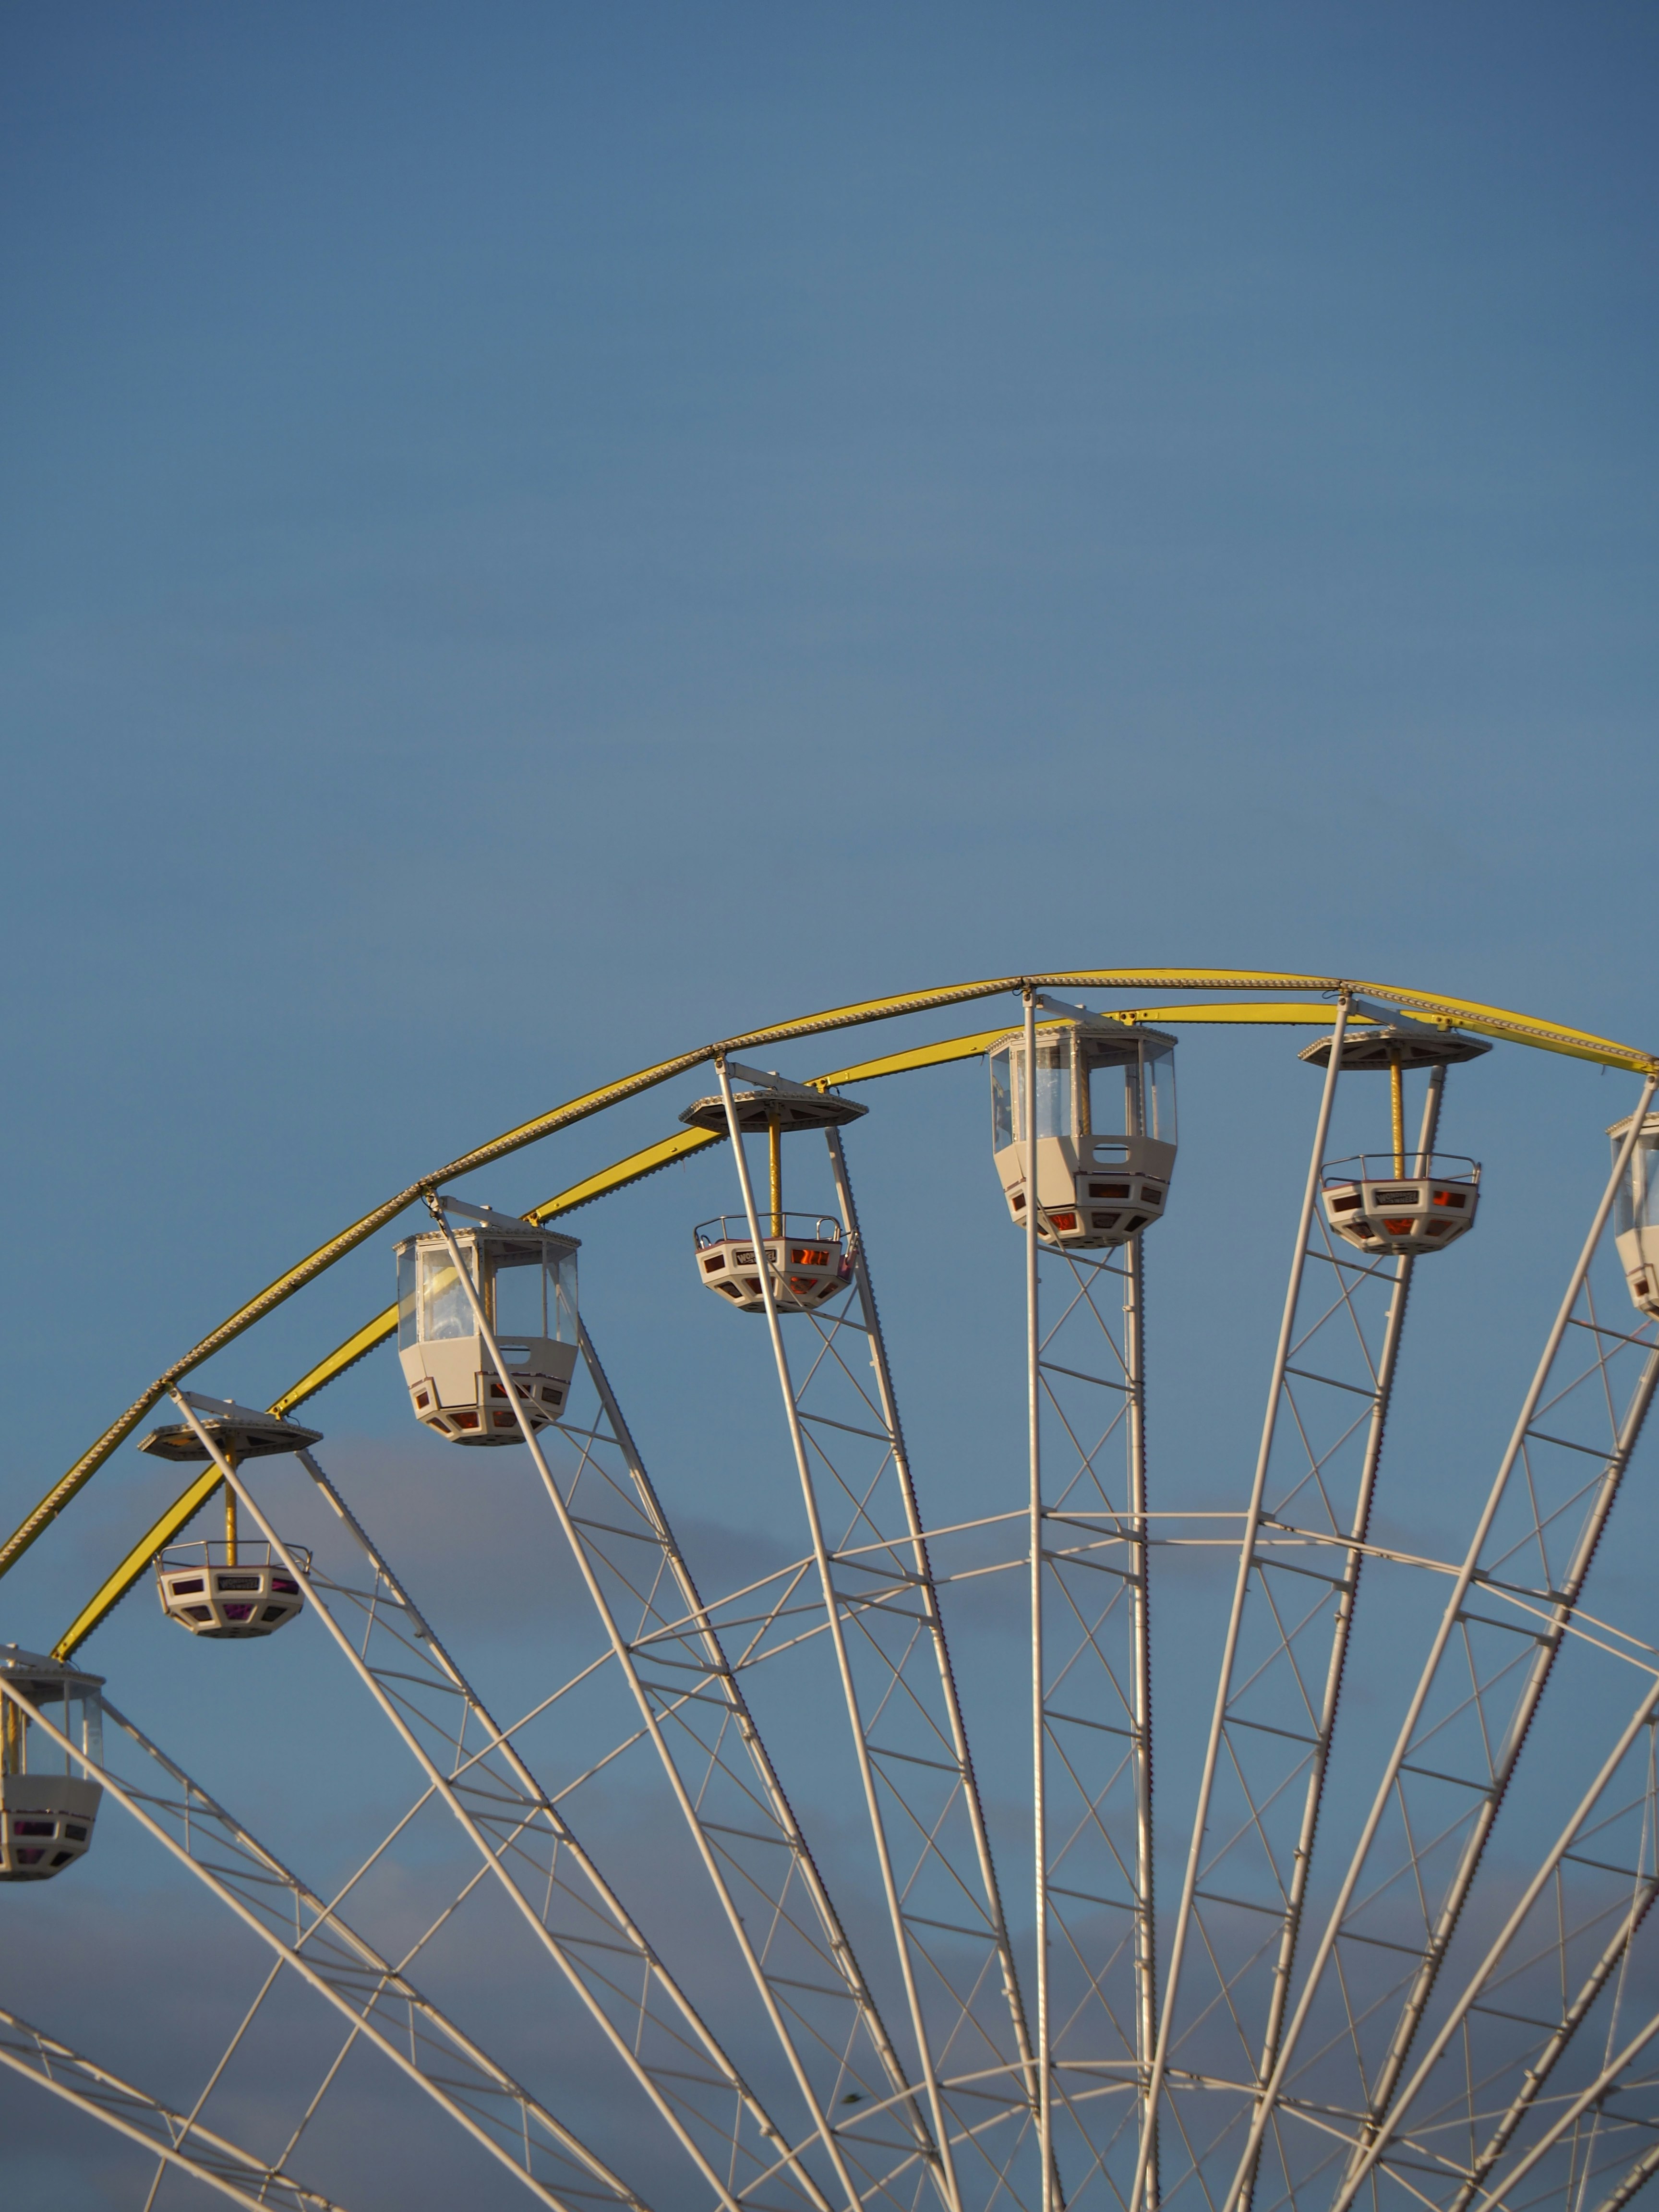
[
  {"xmin": 1221, "ymin": 1071, "xmax": 1659, "ymax": 2212},
  {"xmin": 165, "ymin": 1390, "xmax": 839, "ymax": 2212},
  {"xmin": 422, "ymin": 1198, "xmax": 933, "ymax": 2212},
  {"xmin": 711, "ymin": 1058, "xmax": 1047, "ymax": 2210},
  {"xmin": 1139, "ymin": 1013, "xmax": 1460, "ymax": 2212},
  {"xmin": 1013, "ymin": 989, "xmax": 1163, "ymax": 2212},
  {"xmin": 21, "ymin": 996, "xmax": 1659, "ymax": 2212},
  {"xmin": 0, "ymin": 1670, "xmax": 643, "ymax": 2212},
  {"xmin": 0, "ymin": 2001, "xmax": 344, "ymax": 2212}
]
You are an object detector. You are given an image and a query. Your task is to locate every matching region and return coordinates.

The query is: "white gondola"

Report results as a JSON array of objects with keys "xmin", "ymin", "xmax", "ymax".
[
  {"xmin": 0, "ymin": 1647, "xmax": 104, "ymax": 1881},
  {"xmin": 1610, "ymin": 1111, "xmax": 1659, "ymax": 1317},
  {"xmin": 1301, "ymin": 1021, "xmax": 1489, "ymax": 1256},
  {"xmin": 396, "ymin": 1206, "xmax": 579, "ymax": 1443},
  {"xmin": 1317, "ymin": 1155, "xmax": 1482, "ymax": 1254},
  {"xmin": 152, "ymin": 1540, "xmax": 312, "ymax": 1638},
  {"xmin": 141, "ymin": 1397, "xmax": 323, "ymax": 1638},
  {"xmin": 693, "ymin": 1214, "xmax": 850, "ymax": 1311},
  {"xmin": 680, "ymin": 1072, "xmax": 866, "ymax": 1312},
  {"xmin": 987, "ymin": 1012, "xmax": 1177, "ymax": 1248}
]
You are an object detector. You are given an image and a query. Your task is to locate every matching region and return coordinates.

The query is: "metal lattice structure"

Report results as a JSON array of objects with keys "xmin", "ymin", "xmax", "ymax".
[{"xmin": 4, "ymin": 969, "xmax": 1659, "ymax": 2212}]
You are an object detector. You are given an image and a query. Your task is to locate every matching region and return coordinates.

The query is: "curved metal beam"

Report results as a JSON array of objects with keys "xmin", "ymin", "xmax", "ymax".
[
  {"xmin": 33, "ymin": 979, "xmax": 1655, "ymax": 1657},
  {"xmin": 48, "ymin": 1021, "xmax": 1120, "ymax": 1659}
]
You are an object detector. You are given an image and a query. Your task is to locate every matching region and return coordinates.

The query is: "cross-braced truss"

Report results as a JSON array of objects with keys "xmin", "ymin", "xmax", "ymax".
[
  {"xmin": 0, "ymin": 1671, "xmax": 647, "ymax": 2212},
  {"xmin": 11, "ymin": 992, "xmax": 1659, "ymax": 2212},
  {"xmin": 1026, "ymin": 1226, "xmax": 1157, "ymax": 2212},
  {"xmin": 0, "ymin": 2000, "xmax": 344, "ymax": 2212},
  {"xmin": 184, "ymin": 1413, "xmax": 836, "ymax": 2212},
  {"xmin": 1147, "ymin": 1032, "xmax": 1442, "ymax": 2212},
  {"xmin": 1347, "ymin": 1697, "xmax": 1659, "ymax": 2212},
  {"xmin": 1225, "ymin": 1083, "xmax": 1659, "ymax": 2212},
  {"xmin": 411, "ymin": 1196, "xmax": 965, "ymax": 2212},
  {"xmin": 708, "ymin": 1084, "xmax": 1043, "ymax": 2212}
]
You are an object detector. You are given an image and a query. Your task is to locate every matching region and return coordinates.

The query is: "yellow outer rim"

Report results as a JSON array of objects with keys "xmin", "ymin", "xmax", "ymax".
[{"xmin": 13, "ymin": 968, "xmax": 1651, "ymax": 1658}]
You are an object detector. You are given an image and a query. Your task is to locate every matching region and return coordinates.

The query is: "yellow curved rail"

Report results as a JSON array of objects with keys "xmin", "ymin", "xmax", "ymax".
[{"xmin": 16, "ymin": 970, "xmax": 1653, "ymax": 1659}]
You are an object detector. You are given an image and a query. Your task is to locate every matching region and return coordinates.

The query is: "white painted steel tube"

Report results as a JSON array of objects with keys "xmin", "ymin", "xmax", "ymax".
[
  {"xmin": 1219, "ymin": 1069, "xmax": 1659, "ymax": 2212},
  {"xmin": 418, "ymin": 1210, "xmax": 863, "ymax": 2212},
  {"xmin": 1463, "ymin": 2000, "xmax": 1659, "ymax": 2212},
  {"xmin": 1346, "ymin": 1315, "xmax": 1659, "ymax": 2161},
  {"xmin": 289, "ymin": 1444, "xmax": 804, "ymax": 2199},
  {"xmin": 0, "ymin": 1672, "xmax": 619, "ymax": 2212},
  {"xmin": 573, "ymin": 1310, "xmax": 918, "ymax": 2193},
  {"xmin": 165, "ymin": 1394, "xmax": 694, "ymax": 2212},
  {"xmin": 1238, "ymin": 1064, "xmax": 1445, "ymax": 2212},
  {"xmin": 1023, "ymin": 987, "xmax": 1053, "ymax": 2212},
  {"xmin": 1122, "ymin": 1228, "xmax": 1159, "ymax": 2210},
  {"xmin": 0, "ymin": 2009, "xmax": 340, "ymax": 2212},
  {"xmin": 1333, "ymin": 1652, "xmax": 1659, "ymax": 2212},
  {"xmin": 1130, "ymin": 992, "xmax": 1351, "ymax": 2212},
  {"xmin": 714, "ymin": 1061, "xmax": 960, "ymax": 2212},
  {"xmin": 824, "ymin": 1123, "xmax": 1041, "ymax": 2119}
]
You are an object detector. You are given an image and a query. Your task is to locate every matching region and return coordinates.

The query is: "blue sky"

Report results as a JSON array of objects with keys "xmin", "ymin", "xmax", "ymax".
[{"xmin": 2, "ymin": 6, "xmax": 1657, "ymax": 2204}]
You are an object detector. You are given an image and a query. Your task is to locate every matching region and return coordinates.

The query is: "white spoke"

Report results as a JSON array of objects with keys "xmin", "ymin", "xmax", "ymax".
[
  {"xmin": 1224, "ymin": 1075, "xmax": 1659, "ymax": 2212},
  {"xmin": 0, "ymin": 2001, "xmax": 344, "ymax": 2212},
  {"xmin": 11, "ymin": 972, "xmax": 1656, "ymax": 2212},
  {"xmin": 0, "ymin": 1673, "xmax": 648, "ymax": 2212}
]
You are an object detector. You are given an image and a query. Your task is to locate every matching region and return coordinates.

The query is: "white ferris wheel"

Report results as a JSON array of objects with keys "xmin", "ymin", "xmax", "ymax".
[{"xmin": 3, "ymin": 967, "xmax": 1659, "ymax": 2212}]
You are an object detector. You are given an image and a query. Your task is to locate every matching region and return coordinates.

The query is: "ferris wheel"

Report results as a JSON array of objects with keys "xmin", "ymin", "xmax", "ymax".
[{"xmin": 3, "ymin": 966, "xmax": 1659, "ymax": 2212}]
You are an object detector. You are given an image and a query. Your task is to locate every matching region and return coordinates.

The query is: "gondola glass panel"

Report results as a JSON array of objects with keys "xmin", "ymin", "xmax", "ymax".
[
  {"xmin": 0, "ymin": 1650, "xmax": 104, "ymax": 1881},
  {"xmin": 990, "ymin": 1020, "xmax": 1178, "ymax": 1248},
  {"xmin": 397, "ymin": 1223, "xmax": 580, "ymax": 1444}
]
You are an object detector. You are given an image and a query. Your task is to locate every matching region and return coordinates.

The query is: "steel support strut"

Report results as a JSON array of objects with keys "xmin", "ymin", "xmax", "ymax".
[
  {"xmin": 1588, "ymin": 2121, "xmax": 1659, "ymax": 2212},
  {"xmin": 1123, "ymin": 1228, "xmax": 1158, "ymax": 2210},
  {"xmin": 823, "ymin": 1122, "xmax": 1039, "ymax": 2113},
  {"xmin": 572, "ymin": 1321, "xmax": 943, "ymax": 2204},
  {"xmin": 1444, "ymin": 1863, "xmax": 1659, "ymax": 2212},
  {"xmin": 1333, "ymin": 1638, "xmax": 1659, "ymax": 2210},
  {"xmin": 1016, "ymin": 986, "xmax": 1161, "ymax": 2209},
  {"xmin": 1461, "ymin": 1997, "xmax": 1659, "ymax": 2212},
  {"xmin": 423, "ymin": 1200, "xmax": 901, "ymax": 2212},
  {"xmin": 1340, "ymin": 1323, "xmax": 1659, "ymax": 2188},
  {"xmin": 0, "ymin": 1676, "xmax": 643, "ymax": 2212},
  {"xmin": 1228, "ymin": 1064, "xmax": 1446, "ymax": 2208},
  {"xmin": 290, "ymin": 1443, "xmax": 828, "ymax": 2210},
  {"xmin": 1130, "ymin": 994, "xmax": 1351, "ymax": 2212},
  {"xmin": 165, "ymin": 1393, "xmax": 789, "ymax": 2212},
  {"xmin": 1024, "ymin": 989, "xmax": 1052, "ymax": 2212},
  {"xmin": 1221, "ymin": 1070, "xmax": 1659, "ymax": 2212},
  {"xmin": 716, "ymin": 1056, "xmax": 961, "ymax": 2212},
  {"xmin": 0, "ymin": 2003, "xmax": 344, "ymax": 2212}
]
